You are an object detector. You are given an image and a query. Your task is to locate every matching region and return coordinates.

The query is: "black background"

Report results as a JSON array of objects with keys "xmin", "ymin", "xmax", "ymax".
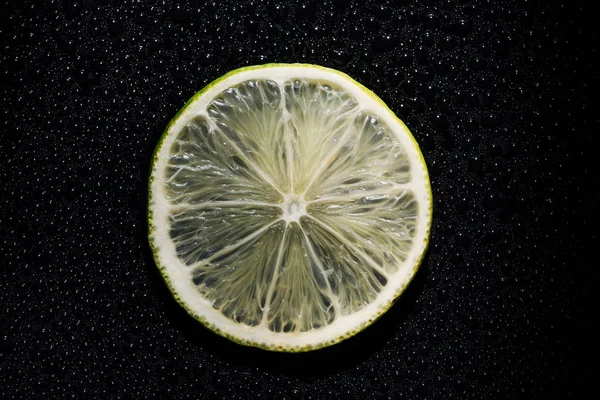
[{"xmin": 1, "ymin": 0, "xmax": 597, "ymax": 399}]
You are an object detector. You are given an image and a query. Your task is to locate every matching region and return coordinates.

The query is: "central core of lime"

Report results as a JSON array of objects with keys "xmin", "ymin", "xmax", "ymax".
[{"xmin": 281, "ymin": 194, "xmax": 308, "ymax": 223}]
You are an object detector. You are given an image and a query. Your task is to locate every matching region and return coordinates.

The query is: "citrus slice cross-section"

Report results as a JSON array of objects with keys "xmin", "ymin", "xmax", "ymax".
[{"xmin": 148, "ymin": 64, "xmax": 432, "ymax": 352}]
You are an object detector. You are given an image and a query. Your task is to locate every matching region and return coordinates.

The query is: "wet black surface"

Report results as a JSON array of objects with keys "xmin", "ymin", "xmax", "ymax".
[{"xmin": 1, "ymin": 1, "xmax": 597, "ymax": 399}]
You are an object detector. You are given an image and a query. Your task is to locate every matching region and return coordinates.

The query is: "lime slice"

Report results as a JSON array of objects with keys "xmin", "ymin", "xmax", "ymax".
[{"xmin": 148, "ymin": 64, "xmax": 432, "ymax": 352}]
